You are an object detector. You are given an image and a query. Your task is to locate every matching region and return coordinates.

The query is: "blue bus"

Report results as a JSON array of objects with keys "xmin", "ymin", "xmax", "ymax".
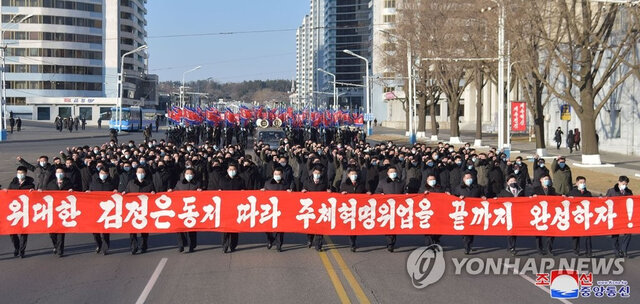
[{"xmin": 109, "ymin": 107, "xmax": 157, "ymax": 131}]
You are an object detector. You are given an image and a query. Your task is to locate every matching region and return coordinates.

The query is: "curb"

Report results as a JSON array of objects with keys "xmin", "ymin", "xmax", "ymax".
[{"xmin": 0, "ymin": 133, "xmax": 132, "ymax": 144}]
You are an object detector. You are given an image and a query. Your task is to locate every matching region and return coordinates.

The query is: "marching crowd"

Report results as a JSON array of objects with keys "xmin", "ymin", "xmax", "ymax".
[{"xmin": 4, "ymin": 131, "xmax": 633, "ymax": 259}]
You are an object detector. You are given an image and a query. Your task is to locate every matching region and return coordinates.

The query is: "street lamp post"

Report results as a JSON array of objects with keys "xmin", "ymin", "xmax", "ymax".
[
  {"xmin": 181, "ymin": 66, "xmax": 201, "ymax": 109},
  {"xmin": 379, "ymin": 30, "xmax": 415, "ymax": 144},
  {"xmin": 0, "ymin": 13, "xmax": 33, "ymax": 141},
  {"xmin": 317, "ymin": 68, "xmax": 337, "ymax": 109},
  {"xmin": 343, "ymin": 49, "xmax": 372, "ymax": 136},
  {"xmin": 117, "ymin": 44, "xmax": 148, "ymax": 132}
]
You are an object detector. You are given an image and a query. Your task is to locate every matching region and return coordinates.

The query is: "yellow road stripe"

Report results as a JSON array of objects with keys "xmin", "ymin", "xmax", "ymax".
[
  {"xmin": 325, "ymin": 236, "xmax": 371, "ymax": 304},
  {"xmin": 318, "ymin": 250, "xmax": 351, "ymax": 304}
]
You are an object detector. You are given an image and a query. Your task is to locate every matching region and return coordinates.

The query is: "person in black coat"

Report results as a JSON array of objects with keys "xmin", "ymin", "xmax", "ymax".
[
  {"xmin": 531, "ymin": 174, "xmax": 559, "ymax": 255},
  {"xmin": 532, "ymin": 158, "xmax": 550, "ymax": 188},
  {"xmin": 454, "ymin": 173, "xmax": 485, "ymax": 254},
  {"xmin": 375, "ymin": 166, "xmax": 405, "ymax": 252},
  {"xmin": 217, "ymin": 163, "xmax": 245, "ymax": 253},
  {"xmin": 171, "ymin": 168, "xmax": 202, "ymax": 253},
  {"xmin": 7, "ymin": 166, "xmax": 35, "ymax": 258},
  {"xmin": 152, "ymin": 160, "xmax": 171, "ymax": 192},
  {"xmin": 497, "ymin": 175, "xmax": 525, "ymax": 256},
  {"xmin": 607, "ymin": 176, "xmax": 633, "ymax": 257},
  {"xmin": 88, "ymin": 167, "xmax": 117, "ymax": 255},
  {"xmin": 117, "ymin": 163, "xmax": 134, "ymax": 192},
  {"xmin": 486, "ymin": 160, "xmax": 505, "ymax": 198},
  {"xmin": 261, "ymin": 167, "xmax": 292, "ymax": 252},
  {"xmin": 64, "ymin": 158, "xmax": 82, "ymax": 191},
  {"xmin": 17, "ymin": 155, "xmax": 54, "ymax": 190},
  {"xmin": 423, "ymin": 174, "xmax": 447, "ymax": 246},
  {"xmin": 340, "ymin": 167, "xmax": 369, "ymax": 252},
  {"xmin": 302, "ymin": 165, "xmax": 331, "ymax": 251},
  {"xmin": 124, "ymin": 167, "xmax": 156, "ymax": 254},
  {"xmin": 567, "ymin": 176, "xmax": 593, "ymax": 257},
  {"xmin": 43, "ymin": 167, "xmax": 74, "ymax": 257}
]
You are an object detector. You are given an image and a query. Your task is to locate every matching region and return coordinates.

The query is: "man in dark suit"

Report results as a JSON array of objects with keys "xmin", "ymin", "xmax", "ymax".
[
  {"xmin": 497, "ymin": 175, "xmax": 525, "ymax": 256},
  {"xmin": 567, "ymin": 176, "xmax": 593, "ymax": 257},
  {"xmin": 302, "ymin": 165, "xmax": 331, "ymax": 251},
  {"xmin": 531, "ymin": 174, "xmax": 559, "ymax": 255},
  {"xmin": 8, "ymin": 166, "xmax": 35, "ymax": 258},
  {"xmin": 44, "ymin": 166, "xmax": 74, "ymax": 257},
  {"xmin": 607, "ymin": 176, "xmax": 633, "ymax": 257},
  {"xmin": 340, "ymin": 167, "xmax": 369, "ymax": 252},
  {"xmin": 454, "ymin": 173, "xmax": 485, "ymax": 254},
  {"xmin": 124, "ymin": 167, "xmax": 156, "ymax": 254},
  {"xmin": 217, "ymin": 163, "xmax": 245, "ymax": 253},
  {"xmin": 261, "ymin": 167, "xmax": 292, "ymax": 252},
  {"xmin": 171, "ymin": 168, "xmax": 202, "ymax": 253},
  {"xmin": 423, "ymin": 173, "xmax": 447, "ymax": 246},
  {"xmin": 375, "ymin": 166, "xmax": 405, "ymax": 252},
  {"xmin": 88, "ymin": 167, "xmax": 117, "ymax": 255}
]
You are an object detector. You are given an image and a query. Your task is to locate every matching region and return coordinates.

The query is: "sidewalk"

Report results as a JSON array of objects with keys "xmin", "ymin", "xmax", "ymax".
[{"xmin": 1, "ymin": 120, "xmax": 123, "ymax": 144}]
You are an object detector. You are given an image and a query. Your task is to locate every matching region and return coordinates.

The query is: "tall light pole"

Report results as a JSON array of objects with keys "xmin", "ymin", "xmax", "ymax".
[
  {"xmin": 317, "ymin": 68, "xmax": 337, "ymax": 109},
  {"xmin": 117, "ymin": 44, "xmax": 147, "ymax": 132},
  {"xmin": 481, "ymin": 1, "xmax": 506, "ymax": 151},
  {"xmin": 379, "ymin": 30, "xmax": 415, "ymax": 144},
  {"xmin": 1, "ymin": 13, "xmax": 33, "ymax": 141},
  {"xmin": 343, "ymin": 49, "xmax": 372, "ymax": 135},
  {"xmin": 181, "ymin": 66, "xmax": 201, "ymax": 109}
]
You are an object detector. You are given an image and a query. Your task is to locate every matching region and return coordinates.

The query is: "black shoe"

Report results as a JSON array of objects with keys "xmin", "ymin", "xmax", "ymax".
[
  {"xmin": 586, "ymin": 252, "xmax": 593, "ymax": 258},
  {"xmin": 538, "ymin": 250, "xmax": 547, "ymax": 256},
  {"xmin": 102, "ymin": 244, "xmax": 109, "ymax": 255},
  {"xmin": 509, "ymin": 248, "xmax": 517, "ymax": 256},
  {"xmin": 387, "ymin": 246, "xmax": 394, "ymax": 253},
  {"xmin": 223, "ymin": 246, "xmax": 229, "ymax": 253},
  {"xmin": 188, "ymin": 247, "xmax": 195, "ymax": 253},
  {"xmin": 19, "ymin": 251, "xmax": 25, "ymax": 258},
  {"xmin": 464, "ymin": 249, "xmax": 471, "ymax": 255},
  {"xmin": 277, "ymin": 246, "xmax": 282, "ymax": 252},
  {"xmin": 13, "ymin": 250, "xmax": 18, "ymax": 257},
  {"xmin": 95, "ymin": 246, "xmax": 101, "ymax": 254},
  {"xmin": 350, "ymin": 246, "xmax": 356, "ymax": 252},
  {"xmin": 141, "ymin": 247, "xmax": 147, "ymax": 254},
  {"xmin": 267, "ymin": 242, "xmax": 273, "ymax": 250},
  {"xmin": 306, "ymin": 241, "xmax": 312, "ymax": 248},
  {"xmin": 574, "ymin": 251, "xmax": 580, "ymax": 256},
  {"xmin": 315, "ymin": 247, "xmax": 323, "ymax": 252},
  {"xmin": 131, "ymin": 248, "xmax": 138, "ymax": 255},
  {"xmin": 53, "ymin": 248, "xmax": 57, "ymax": 255},
  {"xmin": 58, "ymin": 253, "xmax": 63, "ymax": 258},
  {"xmin": 178, "ymin": 246, "xmax": 184, "ymax": 253}
]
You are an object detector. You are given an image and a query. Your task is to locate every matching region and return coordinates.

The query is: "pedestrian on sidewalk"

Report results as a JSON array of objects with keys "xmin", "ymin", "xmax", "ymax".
[
  {"xmin": 554, "ymin": 127, "xmax": 563, "ymax": 150},
  {"xmin": 155, "ymin": 115, "xmax": 160, "ymax": 132},
  {"xmin": 97, "ymin": 117, "xmax": 102, "ymax": 129},
  {"xmin": 74, "ymin": 117, "xmax": 79, "ymax": 131},
  {"xmin": 573, "ymin": 128, "xmax": 581, "ymax": 151},
  {"xmin": 9, "ymin": 116, "xmax": 15, "ymax": 133},
  {"xmin": 566, "ymin": 129, "xmax": 574, "ymax": 153},
  {"xmin": 68, "ymin": 119, "xmax": 73, "ymax": 133},
  {"xmin": 81, "ymin": 116, "xmax": 86, "ymax": 130},
  {"xmin": 16, "ymin": 117, "xmax": 21, "ymax": 131}
]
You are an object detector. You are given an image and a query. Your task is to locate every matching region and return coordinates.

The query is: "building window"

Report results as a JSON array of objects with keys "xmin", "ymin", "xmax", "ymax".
[
  {"xmin": 58, "ymin": 106, "xmax": 72, "ymax": 118},
  {"xmin": 99, "ymin": 107, "xmax": 112, "ymax": 120},
  {"xmin": 383, "ymin": 87, "xmax": 395, "ymax": 93},
  {"xmin": 383, "ymin": 72, "xmax": 396, "ymax": 78},
  {"xmin": 426, "ymin": 103, "xmax": 442, "ymax": 116},
  {"xmin": 79, "ymin": 107, "xmax": 93, "ymax": 120},
  {"xmin": 384, "ymin": 0, "xmax": 396, "ymax": 8},
  {"xmin": 383, "ymin": 14, "xmax": 396, "ymax": 23},
  {"xmin": 37, "ymin": 106, "xmax": 51, "ymax": 120}
]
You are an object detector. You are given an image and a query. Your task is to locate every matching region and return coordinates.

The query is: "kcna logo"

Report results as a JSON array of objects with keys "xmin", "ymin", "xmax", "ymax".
[{"xmin": 406, "ymin": 244, "xmax": 446, "ymax": 289}]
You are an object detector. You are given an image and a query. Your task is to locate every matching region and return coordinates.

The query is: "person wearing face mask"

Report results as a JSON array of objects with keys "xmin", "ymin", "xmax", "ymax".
[
  {"xmin": 509, "ymin": 164, "xmax": 530, "ymax": 190},
  {"xmin": 16, "ymin": 155, "xmax": 54, "ymax": 190},
  {"xmin": 44, "ymin": 166, "xmax": 73, "ymax": 257},
  {"xmin": 454, "ymin": 173, "xmax": 486, "ymax": 255},
  {"xmin": 171, "ymin": 168, "xmax": 202, "ymax": 253},
  {"xmin": 124, "ymin": 167, "xmax": 156, "ymax": 255},
  {"xmin": 551, "ymin": 156, "xmax": 572, "ymax": 195},
  {"xmin": 117, "ymin": 162, "xmax": 134, "ymax": 192},
  {"xmin": 88, "ymin": 167, "xmax": 117, "ymax": 255},
  {"xmin": 8, "ymin": 166, "xmax": 35, "ymax": 258},
  {"xmin": 498, "ymin": 175, "xmax": 525, "ymax": 256},
  {"xmin": 404, "ymin": 157, "xmax": 423, "ymax": 194},
  {"xmin": 340, "ymin": 167, "xmax": 369, "ymax": 252},
  {"xmin": 423, "ymin": 174, "xmax": 447, "ymax": 246},
  {"xmin": 607, "ymin": 176, "xmax": 633, "ymax": 258},
  {"xmin": 449, "ymin": 156, "xmax": 465, "ymax": 191},
  {"xmin": 567, "ymin": 176, "xmax": 593, "ymax": 257},
  {"xmin": 365, "ymin": 156, "xmax": 381, "ymax": 193},
  {"xmin": 532, "ymin": 158, "xmax": 550, "ymax": 188},
  {"xmin": 531, "ymin": 174, "xmax": 558, "ymax": 255},
  {"xmin": 152, "ymin": 161, "xmax": 171, "ymax": 192},
  {"xmin": 218, "ymin": 163, "xmax": 246, "ymax": 253},
  {"xmin": 261, "ymin": 167, "xmax": 292, "ymax": 252},
  {"xmin": 63, "ymin": 158, "xmax": 82, "ymax": 191},
  {"xmin": 375, "ymin": 166, "xmax": 405, "ymax": 252},
  {"xmin": 302, "ymin": 166, "xmax": 331, "ymax": 251}
]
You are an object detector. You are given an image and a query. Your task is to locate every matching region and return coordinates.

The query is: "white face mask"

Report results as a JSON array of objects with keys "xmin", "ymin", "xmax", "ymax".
[
  {"xmin": 427, "ymin": 180, "xmax": 437, "ymax": 187},
  {"xmin": 136, "ymin": 173, "xmax": 145, "ymax": 180},
  {"xmin": 619, "ymin": 184, "xmax": 627, "ymax": 191},
  {"xmin": 349, "ymin": 174, "xmax": 358, "ymax": 182},
  {"xmin": 273, "ymin": 175, "xmax": 282, "ymax": 182},
  {"xmin": 16, "ymin": 173, "xmax": 25, "ymax": 180},
  {"xmin": 55, "ymin": 173, "xmax": 65, "ymax": 180},
  {"xmin": 185, "ymin": 174, "xmax": 194, "ymax": 182},
  {"xmin": 228, "ymin": 170, "xmax": 237, "ymax": 178},
  {"xmin": 313, "ymin": 173, "xmax": 322, "ymax": 180},
  {"xmin": 388, "ymin": 172, "xmax": 397, "ymax": 179}
]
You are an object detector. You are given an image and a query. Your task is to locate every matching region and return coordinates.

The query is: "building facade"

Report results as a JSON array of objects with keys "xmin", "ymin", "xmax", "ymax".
[{"xmin": 1, "ymin": 0, "xmax": 157, "ymax": 123}]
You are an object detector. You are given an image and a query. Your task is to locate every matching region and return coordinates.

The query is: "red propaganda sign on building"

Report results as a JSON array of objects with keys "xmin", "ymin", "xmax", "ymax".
[{"xmin": 511, "ymin": 102, "xmax": 527, "ymax": 132}]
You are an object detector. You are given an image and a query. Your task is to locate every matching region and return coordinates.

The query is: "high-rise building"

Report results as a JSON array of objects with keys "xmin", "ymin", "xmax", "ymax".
[
  {"xmin": 321, "ymin": 0, "xmax": 371, "ymax": 111},
  {"xmin": 295, "ymin": 0, "xmax": 324, "ymax": 108},
  {"xmin": 1, "ymin": 0, "xmax": 157, "ymax": 123}
]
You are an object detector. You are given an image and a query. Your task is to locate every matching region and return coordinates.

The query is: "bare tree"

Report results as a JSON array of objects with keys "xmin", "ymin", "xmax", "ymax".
[{"xmin": 531, "ymin": 0, "xmax": 639, "ymax": 163}]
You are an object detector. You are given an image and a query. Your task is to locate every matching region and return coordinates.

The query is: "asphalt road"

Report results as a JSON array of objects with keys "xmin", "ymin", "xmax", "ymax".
[{"xmin": 0, "ymin": 131, "xmax": 639, "ymax": 303}]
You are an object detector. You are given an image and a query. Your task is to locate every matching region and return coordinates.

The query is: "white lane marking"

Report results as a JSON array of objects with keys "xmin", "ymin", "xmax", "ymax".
[{"xmin": 135, "ymin": 257, "xmax": 168, "ymax": 304}]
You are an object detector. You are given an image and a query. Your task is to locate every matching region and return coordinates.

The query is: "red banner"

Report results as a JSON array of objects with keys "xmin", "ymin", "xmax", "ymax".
[
  {"xmin": 511, "ymin": 101, "xmax": 527, "ymax": 132},
  {"xmin": 1, "ymin": 190, "xmax": 638, "ymax": 236}
]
